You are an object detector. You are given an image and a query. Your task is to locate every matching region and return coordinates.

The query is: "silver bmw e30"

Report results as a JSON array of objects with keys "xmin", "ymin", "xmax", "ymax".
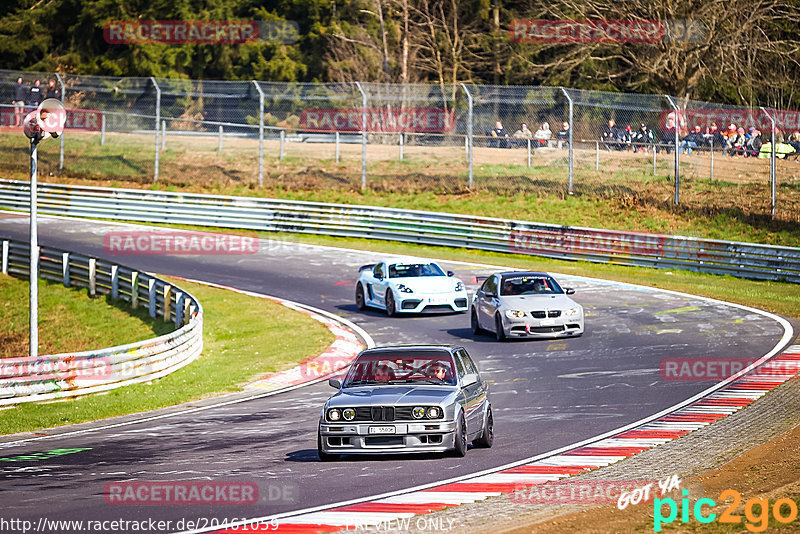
[
  {"xmin": 318, "ymin": 345, "xmax": 493, "ymax": 460},
  {"xmin": 471, "ymin": 271, "xmax": 585, "ymax": 341}
]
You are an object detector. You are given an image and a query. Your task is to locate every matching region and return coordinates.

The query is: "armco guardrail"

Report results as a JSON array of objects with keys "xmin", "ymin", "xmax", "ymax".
[
  {"xmin": 0, "ymin": 238, "xmax": 203, "ymax": 405},
  {"xmin": 0, "ymin": 179, "xmax": 799, "ymax": 283}
]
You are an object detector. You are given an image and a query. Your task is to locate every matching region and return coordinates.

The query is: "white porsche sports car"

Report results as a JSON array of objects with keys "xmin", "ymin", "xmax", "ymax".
[{"xmin": 355, "ymin": 258, "xmax": 468, "ymax": 316}]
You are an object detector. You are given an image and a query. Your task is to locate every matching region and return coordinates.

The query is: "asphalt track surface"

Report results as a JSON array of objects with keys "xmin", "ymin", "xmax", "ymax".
[{"xmin": 0, "ymin": 213, "xmax": 794, "ymax": 532}]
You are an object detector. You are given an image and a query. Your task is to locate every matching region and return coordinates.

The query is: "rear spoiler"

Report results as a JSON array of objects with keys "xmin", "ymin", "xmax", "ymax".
[{"xmin": 359, "ymin": 264, "xmax": 376, "ymax": 272}]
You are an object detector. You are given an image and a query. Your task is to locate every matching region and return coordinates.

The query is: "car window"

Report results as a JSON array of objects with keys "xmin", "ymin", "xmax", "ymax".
[
  {"xmin": 500, "ymin": 275, "xmax": 564, "ymax": 296},
  {"xmin": 342, "ymin": 353, "xmax": 457, "ymax": 386},
  {"xmin": 388, "ymin": 263, "xmax": 445, "ymax": 278},
  {"xmin": 453, "ymin": 353, "xmax": 467, "ymax": 378},
  {"xmin": 483, "ymin": 275, "xmax": 498, "ymax": 295},
  {"xmin": 373, "ymin": 263, "xmax": 385, "ymax": 278},
  {"xmin": 458, "ymin": 349, "xmax": 477, "ymax": 375}
]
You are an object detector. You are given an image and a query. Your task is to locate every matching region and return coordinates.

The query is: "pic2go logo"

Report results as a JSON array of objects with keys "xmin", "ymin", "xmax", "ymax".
[{"xmin": 654, "ymin": 489, "xmax": 800, "ymax": 532}]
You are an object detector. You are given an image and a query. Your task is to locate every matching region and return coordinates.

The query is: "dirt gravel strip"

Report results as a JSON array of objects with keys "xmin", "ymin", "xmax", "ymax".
[{"xmin": 192, "ymin": 346, "xmax": 800, "ymax": 534}]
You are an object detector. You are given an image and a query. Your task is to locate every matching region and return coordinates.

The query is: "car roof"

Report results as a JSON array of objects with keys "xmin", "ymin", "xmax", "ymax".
[
  {"xmin": 359, "ymin": 345, "xmax": 460, "ymax": 357},
  {"xmin": 380, "ymin": 257, "xmax": 439, "ymax": 266},
  {"xmin": 498, "ymin": 271, "xmax": 550, "ymax": 280}
]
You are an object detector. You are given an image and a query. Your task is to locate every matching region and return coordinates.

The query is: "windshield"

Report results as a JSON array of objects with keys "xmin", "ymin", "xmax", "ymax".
[
  {"xmin": 500, "ymin": 275, "xmax": 564, "ymax": 296},
  {"xmin": 388, "ymin": 263, "xmax": 445, "ymax": 278},
  {"xmin": 342, "ymin": 353, "xmax": 457, "ymax": 387}
]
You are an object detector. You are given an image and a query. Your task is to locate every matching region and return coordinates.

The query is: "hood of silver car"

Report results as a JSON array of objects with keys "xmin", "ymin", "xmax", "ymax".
[
  {"xmin": 499, "ymin": 294, "xmax": 579, "ymax": 310},
  {"xmin": 327, "ymin": 385, "xmax": 458, "ymax": 407}
]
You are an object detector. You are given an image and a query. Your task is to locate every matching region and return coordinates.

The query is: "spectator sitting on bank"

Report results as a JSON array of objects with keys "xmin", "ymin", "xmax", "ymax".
[
  {"xmin": 726, "ymin": 127, "xmax": 747, "ymax": 156},
  {"xmin": 601, "ymin": 118, "xmax": 622, "ymax": 151},
  {"xmin": 704, "ymin": 122, "xmax": 725, "ymax": 151},
  {"xmin": 660, "ymin": 117, "xmax": 676, "ymax": 153},
  {"xmin": 555, "ymin": 121, "xmax": 570, "ymax": 148},
  {"xmin": 789, "ymin": 131, "xmax": 800, "ymax": 154},
  {"xmin": 533, "ymin": 122, "xmax": 552, "ymax": 147},
  {"xmin": 45, "ymin": 79, "xmax": 60, "ymax": 100},
  {"xmin": 490, "ymin": 120, "xmax": 510, "ymax": 148},
  {"xmin": 12, "ymin": 77, "xmax": 26, "ymax": 127},
  {"xmin": 680, "ymin": 125, "xmax": 704, "ymax": 154},
  {"xmin": 759, "ymin": 140, "xmax": 799, "ymax": 159},
  {"xmin": 27, "ymin": 79, "xmax": 43, "ymax": 112},
  {"xmin": 511, "ymin": 122, "xmax": 533, "ymax": 147},
  {"xmin": 744, "ymin": 127, "xmax": 763, "ymax": 157}
]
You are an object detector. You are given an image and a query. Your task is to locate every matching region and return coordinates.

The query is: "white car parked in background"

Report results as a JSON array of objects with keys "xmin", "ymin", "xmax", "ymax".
[
  {"xmin": 355, "ymin": 258, "xmax": 468, "ymax": 316},
  {"xmin": 471, "ymin": 271, "xmax": 584, "ymax": 341}
]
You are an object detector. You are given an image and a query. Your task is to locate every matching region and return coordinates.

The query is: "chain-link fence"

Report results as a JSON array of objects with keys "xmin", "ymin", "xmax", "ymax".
[{"xmin": 2, "ymin": 69, "xmax": 797, "ymax": 221}]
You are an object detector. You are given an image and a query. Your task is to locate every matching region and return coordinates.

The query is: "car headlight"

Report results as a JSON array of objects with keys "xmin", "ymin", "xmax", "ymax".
[
  {"xmin": 454, "ymin": 281, "xmax": 464, "ymax": 292},
  {"xmin": 342, "ymin": 408, "xmax": 355, "ymax": 421},
  {"xmin": 505, "ymin": 310, "xmax": 525, "ymax": 318},
  {"xmin": 396, "ymin": 284, "xmax": 413, "ymax": 294},
  {"xmin": 426, "ymin": 407, "xmax": 441, "ymax": 419},
  {"xmin": 412, "ymin": 406, "xmax": 426, "ymax": 419},
  {"xmin": 327, "ymin": 408, "xmax": 341, "ymax": 421},
  {"xmin": 565, "ymin": 307, "xmax": 582, "ymax": 317}
]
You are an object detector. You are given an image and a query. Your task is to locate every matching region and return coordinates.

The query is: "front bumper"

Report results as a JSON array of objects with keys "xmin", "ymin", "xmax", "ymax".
[
  {"xmin": 396, "ymin": 294, "xmax": 468, "ymax": 314},
  {"xmin": 319, "ymin": 421, "xmax": 457, "ymax": 454},
  {"xmin": 502, "ymin": 317, "xmax": 584, "ymax": 338}
]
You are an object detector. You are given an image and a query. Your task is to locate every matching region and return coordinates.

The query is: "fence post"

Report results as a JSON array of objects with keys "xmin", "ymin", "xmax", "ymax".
[
  {"xmin": 111, "ymin": 265, "xmax": 119, "ymax": 299},
  {"xmin": 355, "ymin": 82, "xmax": 368, "ymax": 190},
  {"xmin": 88, "ymin": 257, "xmax": 96, "ymax": 297},
  {"xmin": 55, "ymin": 73, "xmax": 65, "ymax": 173},
  {"xmin": 653, "ymin": 147, "xmax": 657, "ymax": 175},
  {"xmin": 399, "ymin": 132, "xmax": 404, "ymax": 161},
  {"xmin": 709, "ymin": 138, "xmax": 714, "ymax": 181},
  {"xmin": 62, "ymin": 252, "xmax": 69, "ymax": 287},
  {"xmin": 148, "ymin": 278, "xmax": 156, "ymax": 318},
  {"xmin": 1, "ymin": 240, "xmax": 7, "ymax": 275},
  {"xmin": 595, "ymin": 141, "xmax": 599, "ymax": 171},
  {"xmin": 130, "ymin": 271, "xmax": 139, "ymax": 309},
  {"xmin": 760, "ymin": 106, "xmax": 777, "ymax": 217},
  {"xmin": 161, "ymin": 120, "xmax": 166, "ymax": 151},
  {"xmin": 218, "ymin": 125, "xmax": 223, "ymax": 154},
  {"xmin": 527, "ymin": 139, "xmax": 531, "ymax": 167},
  {"xmin": 335, "ymin": 131, "xmax": 340, "ymax": 162},
  {"xmin": 279, "ymin": 130, "xmax": 285, "ymax": 161},
  {"xmin": 100, "ymin": 115, "xmax": 106, "ymax": 146},
  {"xmin": 252, "ymin": 80, "xmax": 265, "ymax": 187},
  {"xmin": 460, "ymin": 83, "xmax": 474, "ymax": 189},
  {"xmin": 561, "ymin": 88, "xmax": 574, "ymax": 194},
  {"xmin": 150, "ymin": 77, "xmax": 161, "ymax": 183},
  {"xmin": 665, "ymin": 95, "xmax": 680, "ymax": 205}
]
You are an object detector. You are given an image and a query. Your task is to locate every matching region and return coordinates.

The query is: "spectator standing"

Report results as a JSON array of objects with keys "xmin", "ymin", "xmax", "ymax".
[
  {"xmin": 511, "ymin": 122, "xmax": 533, "ymax": 148},
  {"xmin": 490, "ymin": 120, "xmax": 509, "ymax": 148},
  {"xmin": 533, "ymin": 122, "xmax": 552, "ymax": 147},
  {"xmin": 45, "ymin": 79, "xmax": 60, "ymax": 100},
  {"xmin": 27, "ymin": 79, "xmax": 43, "ymax": 112},
  {"xmin": 555, "ymin": 121, "xmax": 570, "ymax": 148},
  {"xmin": 12, "ymin": 77, "xmax": 26, "ymax": 127}
]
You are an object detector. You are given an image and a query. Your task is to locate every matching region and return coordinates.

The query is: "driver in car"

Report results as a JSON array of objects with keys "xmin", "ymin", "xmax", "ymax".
[
  {"xmin": 374, "ymin": 364, "xmax": 394, "ymax": 382},
  {"xmin": 426, "ymin": 362, "xmax": 448, "ymax": 382}
]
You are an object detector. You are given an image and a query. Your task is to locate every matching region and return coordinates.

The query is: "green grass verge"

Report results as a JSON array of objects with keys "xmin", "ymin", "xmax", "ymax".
[{"xmin": 0, "ymin": 276, "xmax": 334, "ymax": 435}]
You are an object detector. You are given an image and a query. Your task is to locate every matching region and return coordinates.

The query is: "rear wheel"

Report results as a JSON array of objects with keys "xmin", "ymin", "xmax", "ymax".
[
  {"xmin": 385, "ymin": 291, "xmax": 396, "ymax": 317},
  {"xmin": 452, "ymin": 412, "xmax": 468, "ymax": 457},
  {"xmin": 495, "ymin": 314, "xmax": 506, "ymax": 342},
  {"xmin": 471, "ymin": 309, "xmax": 484, "ymax": 336},
  {"xmin": 355, "ymin": 283, "xmax": 366, "ymax": 310},
  {"xmin": 472, "ymin": 406, "xmax": 494, "ymax": 448},
  {"xmin": 317, "ymin": 430, "xmax": 337, "ymax": 462}
]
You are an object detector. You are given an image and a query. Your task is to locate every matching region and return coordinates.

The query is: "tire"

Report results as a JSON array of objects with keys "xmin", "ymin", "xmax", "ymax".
[
  {"xmin": 471, "ymin": 309, "xmax": 484, "ymax": 336},
  {"xmin": 495, "ymin": 314, "xmax": 507, "ymax": 342},
  {"xmin": 452, "ymin": 412, "xmax": 468, "ymax": 457},
  {"xmin": 472, "ymin": 405, "xmax": 494, "ymax": 448},
  {"xmin": 385, "ymin": 290, "xmax": 396, "ymax": 317},
  {"xmin": 355, "ymin": 283, "xmax": 366, "ymax": 310},
  {"xmin": 317, "ymin": 430, "xmax": 337, "ymax": 462}
]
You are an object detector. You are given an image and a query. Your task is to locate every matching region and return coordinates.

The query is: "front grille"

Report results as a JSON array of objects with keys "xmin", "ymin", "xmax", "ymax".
[
  {"xmin": 371, "ymin": 406, "xmax": 395, "ymax": 421},
  {"xmin": 423, "ymin": 304, "xmax": 454, "ymax": 313},
  {"xmin": 395, "ymin": 407, "xmax": 414, "ymax": 420},
  {"xmin": 532, "ymin": 310, "xmax": 561, "ymax": 318},
  {"xmin": 548, "ymin": 310, "xmax": 561, "ymax": 318},
  {"xmin": 529, "ymin": 325, "xmax": 566, "ymax": 333},
  {"xmin": 335, "ymin": 406, "xmax": 442, "ymax": 422},
  {"xmin": 365, "ymin": 436, "xmax": 403, "ymax": 446}
]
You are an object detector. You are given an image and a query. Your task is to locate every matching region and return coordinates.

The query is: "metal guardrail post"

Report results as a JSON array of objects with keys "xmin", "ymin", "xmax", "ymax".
[
  {"xmin": 88, "ymin": 258, "xmax": 96, "ymax": 297},
  {"xmin": 461, "ymin": 83, "xmax": 474, "ymax": 189},
  {"xmin": 163, "ymin": 284, "xmax": 172, "ymax": 321},
  {"xmin": 279, "ymin": 130, "xmax": 285, "ymax": 161},
  {"xmin": 175, "ymin": 292, "xmax": 184, "ymax": 326},
  {"xmin": 111, "ymin": 265, "xmax": 119, "ymax": 299},
  {"xmin": 62, "ymin": 252, "xmax": 69, "ymax": 287},
  {"xmin": 218, "ymin": 126, "xmax": 223, "ymax": 154},
  {"xmin": 355, "ymin": 82, "xmax": 367, "ymax": 190},
  {"xmin": 595, "ymin": 141, "xmax": 599, "ymax": 171},
  {"xmin": 131, "ymin": 271, "xmax": 139, "ymax": 309},
  {"xmin": 161, "ymin": 120, "xmax": 166, "ymax": 151},
  {"xmin": 1, "ymin": 240, "xmax": 8, "ymax": 275},
  {"xmin": 760, "ymin": 106, "xmax": 777, "ymax": 217},
  {"xmin": 151, "ymin": 77, "xmax": 161, "ymax": 182},
  {"xmin": 399, "ymin": 132, "xmax": 404, "ymax": 161},
  {"xmin": 100, "ymin": 115, "xmax": 106, "ymax": 146},
  {"xmin": 665, "ymin": 95, "xmax": 680, "ymax": 205},
  {"xmin": 561, "ymin": 88, "xmax": 574, "ymax": 194},
  {"xmin": 55, "ymin": 73, "xmax": 66, "ymax": 172},
  {"xmin": 148, "ymin": 278, "xmax": 156, "ymax": 318},
  {"xmin": 335, "ymin": 132, "xmax": 340, "ymax": 163},
  {"xmin": 252, "ymin": 81, "xmax": 265, "ymax": 187}
]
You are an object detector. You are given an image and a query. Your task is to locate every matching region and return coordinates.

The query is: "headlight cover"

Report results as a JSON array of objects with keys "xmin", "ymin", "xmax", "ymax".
[
  {"xmin": 505, "ymin": 310, "xmax": 526, "ymax": 318},
  {"xmin": 327, "ymin": 408, "xmax": 341, "ymax": 421},
  {"xmin": 396, "ymin": 284, "xmax": 413, "ymax": 294},
  {"xmin": 454, "ymin": 281, "xmax": 464, "ymax": 292},
  {"xmin": 412, "ymin": 406, "xmax": 426, "ymax": 419},
  {"xmin": 342, "ymin": 408, "xmax": 356, "ymax": 421},
  {"xmin": 565, "ymin": 307, "xmax": 582, "ymax": 317},
  {"xmin": 426, "ymin": 407, "xmax": 441, "ymax": 419}
]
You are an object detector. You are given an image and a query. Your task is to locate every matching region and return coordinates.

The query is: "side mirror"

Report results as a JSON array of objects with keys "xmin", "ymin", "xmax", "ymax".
[
  {"xmin": 328, "ymin": 378, "xmax": 341, "ymax": 389},
  {"xmin": 447, "ymin": 271, "xmax": 454, "ymax": 277},
  {"xmin": 461, "ymin": 374, "xmax": 478, "ymax": 387},
  {"xmin": 484, "ymin": 291, "xmax": 496, "ymax": 298},
  {"xmin": 374, "ymin": 272, "xmax": 383, "ymax": 280},
  {"xmin": 565, "ymin": 288, "xmax": 575, "ymax": 295}
]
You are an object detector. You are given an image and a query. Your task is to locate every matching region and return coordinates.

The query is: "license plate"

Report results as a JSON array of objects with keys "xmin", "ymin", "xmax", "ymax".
[
  {"xmin": 427, "ymin": 296, "xmax": 448, "ymax": 304},
  {"xmin": 540, "ymin": 319, "xmax": 556, "ymax": 326},
  {"xmin": 368, "ymin": 426, "xmax": 396, "ymax": 434}
]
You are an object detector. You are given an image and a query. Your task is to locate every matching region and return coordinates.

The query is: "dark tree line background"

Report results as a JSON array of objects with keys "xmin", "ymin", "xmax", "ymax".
[{"xmin": 1, "ymin": 0, "xmax": 799, "ymax": 108}]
